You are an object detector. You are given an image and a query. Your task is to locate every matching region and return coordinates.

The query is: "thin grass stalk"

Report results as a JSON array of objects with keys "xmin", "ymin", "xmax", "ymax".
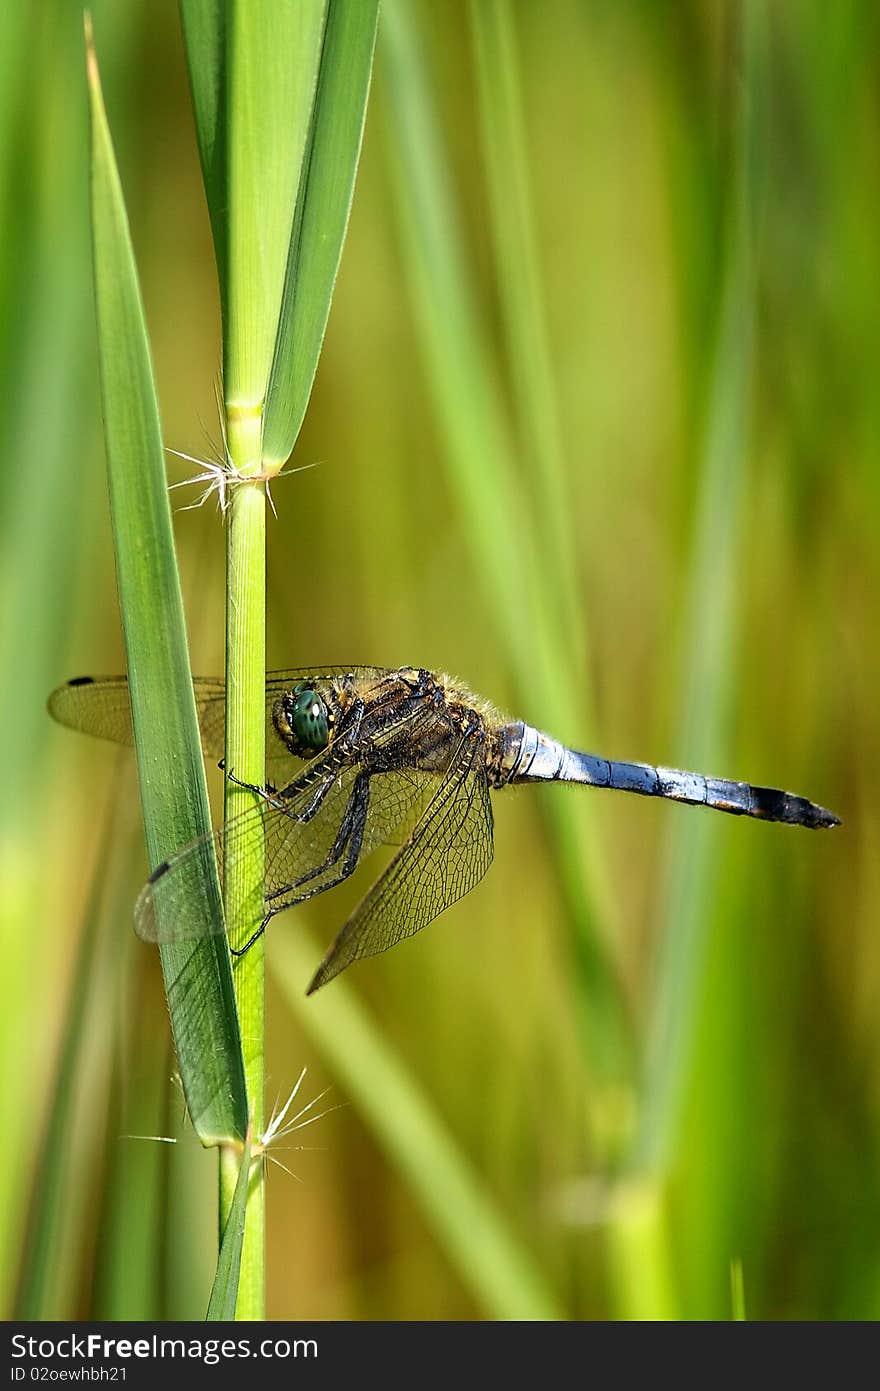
[
  {"xmin": 184, "ymin": 0, "xmax": 378, "ymax": 1319},
  {"xmin": 219, "ymin": 416, "xmax": 267, "ymax": 1320}
]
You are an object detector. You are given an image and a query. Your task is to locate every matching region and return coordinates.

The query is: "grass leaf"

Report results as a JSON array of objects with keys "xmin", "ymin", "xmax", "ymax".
[
  {"xmin": 181, "ymin": 0, "xmax": 329, "ymax": 419},
  {"xmin": 262, "ymin": 0, "xmax": 380, "ymax": 464},
  {"xmin": 207, "ymin": 1133, "xmax": 253, "ymax": 1320},
  {"xmin": 179, "ymin": 0, "xmax": 227, "ymax": 290},
  {"xmin": 86, "ymin": 20, "xmax": 247, "ymax": 1146}
]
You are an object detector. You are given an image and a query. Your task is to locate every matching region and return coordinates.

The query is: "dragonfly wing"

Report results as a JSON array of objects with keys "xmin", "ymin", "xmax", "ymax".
[
  {"xmin": 48, "ymin": 668, "xmax": 396, "ymax": 767},
  {"xmin": 306, "ymin": 732, "xmax": 494, "ymax": 993},
  {"xmin": 257, "ymin": 766, "xmax": 432, "ymax": 919},
  {"xmin": 48, "ymin": 674, "xmax": 230, "ymax": 756},
  {"xmin": 262, "ymin": 666, "xmax": 391, "ymax": 694},
  {"xmin": 48, "ymin": 676, "xmax": 138, "ymax": 746},
  {"xmin": 134, "ymin": 732, "xmax": 434, "ymax": 947},
  {"xmin": 135, "ymin": 824, "xmax": 232, "ymax": 944}
]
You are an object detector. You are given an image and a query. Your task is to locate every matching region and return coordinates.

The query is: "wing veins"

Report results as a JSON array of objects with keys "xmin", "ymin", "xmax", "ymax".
[{"xmin": 307, "ymin": 730, "xmax": 493, "ymax": 991}]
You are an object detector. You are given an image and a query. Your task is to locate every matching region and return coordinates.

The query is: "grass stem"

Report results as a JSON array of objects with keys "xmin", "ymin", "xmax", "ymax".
[{"xmin": 220, "ymin": 419, "xmax": 267, "ymax": 1320}]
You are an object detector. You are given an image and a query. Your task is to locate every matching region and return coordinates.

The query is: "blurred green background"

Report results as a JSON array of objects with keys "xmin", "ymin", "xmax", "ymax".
[{"xmin": 1, "ymin": 0, "xmax": 877, "ymax": 1320}]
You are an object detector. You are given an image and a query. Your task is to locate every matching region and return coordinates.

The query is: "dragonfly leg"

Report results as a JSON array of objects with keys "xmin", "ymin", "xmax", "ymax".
[
  {"xmin": 229, "ymin": 916, "xmax": 271, "ymax": 959},
  {"xmin": 268, "ymin": 772, "xmax": 371, "ymax": 899},
  {"xmin": 231, "ymin": 779, "xmax": 372, "ymax": 961},
  {"xmin": 289, "ymin": 768, "xmax": 338, "ymax": 823},
  {"xmin": 287, "ymin": 806, "xmax": 369, "ymax": 904},
  {"xmin": 225, "ymin": 767, "xmax": 280, "ymax": 802},
  {"xmin": 277, "ymin": 702, "xmax": 368, "ymax": 824}
]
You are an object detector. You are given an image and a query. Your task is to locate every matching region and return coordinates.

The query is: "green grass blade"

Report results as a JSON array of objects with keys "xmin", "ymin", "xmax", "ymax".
[
  {"xmin": 182, "ymin": 0, "xmax": 328, "ymax": 411},
  {"xmin": 86, "ymin": 23, "xmax": 247, "ymax": 1146},
  {"xmin": 178, "ymin": 0, "xmax": 227, "ymax": 291},
  {"xmin": 272, "ymin": 937, "xmax": 564, "ymax": 1321},
  {"xmin": 262, "ymin": 0, "xmax": 380, "ymax": 464},
  {"xmin": 207, "ymin": 1133, "xmax": 253, "ymax": 1320},
  {"xmin": 223, "ymin": 0, "xmax": 328, "ymax": 416}
]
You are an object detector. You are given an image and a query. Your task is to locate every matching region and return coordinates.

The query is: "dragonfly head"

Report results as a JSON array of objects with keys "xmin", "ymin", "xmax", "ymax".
[{"xmin": 274, "ymin": 683, "xmax": 332, "ymax": 757}]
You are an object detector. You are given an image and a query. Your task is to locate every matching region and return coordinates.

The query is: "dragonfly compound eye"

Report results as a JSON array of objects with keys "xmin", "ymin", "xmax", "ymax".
[{"xmin": 290, "ymin": 686, "xmax": 330, "ymax": 752}]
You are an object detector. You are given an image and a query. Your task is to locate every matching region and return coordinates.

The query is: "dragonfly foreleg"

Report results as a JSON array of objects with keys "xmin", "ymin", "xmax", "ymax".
[
  {"xmin": 291, "ymin": 768, "xmax": 338, "ymax": 823},
  {"xmin": 228, "ymin": 757, "xmax": 341, "ymax": 824},
  {"xmin": 225, "ymin": 767, "xmax": 282, "ymax": 804}
]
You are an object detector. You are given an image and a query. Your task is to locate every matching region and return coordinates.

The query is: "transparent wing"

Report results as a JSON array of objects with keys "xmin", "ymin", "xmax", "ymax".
[
  {"xmin": 47, "ymin": 667, "xmax": 393, "ymax": 765},
  {"xmin": 48, "ymin": 676, "xmax": 146, "ymax": 748},
  {"xmin": 134, "ymin": 699, "xmax": 439, "ymax": 948},
  {"xmin": 307, "ymin": 729, "xmax": 494, "ymax": 993}
]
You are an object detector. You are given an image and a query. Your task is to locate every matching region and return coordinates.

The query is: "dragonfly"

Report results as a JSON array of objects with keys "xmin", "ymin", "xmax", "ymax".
[{"xmin": 48, "ymin": 665, "xmax": 840, "ymax": 993}]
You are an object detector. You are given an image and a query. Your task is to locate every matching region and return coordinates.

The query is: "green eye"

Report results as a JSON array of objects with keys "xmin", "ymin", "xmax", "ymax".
[{"xmin": 291, "ymin": 686, "xmax": 330, "ymax": 751}]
